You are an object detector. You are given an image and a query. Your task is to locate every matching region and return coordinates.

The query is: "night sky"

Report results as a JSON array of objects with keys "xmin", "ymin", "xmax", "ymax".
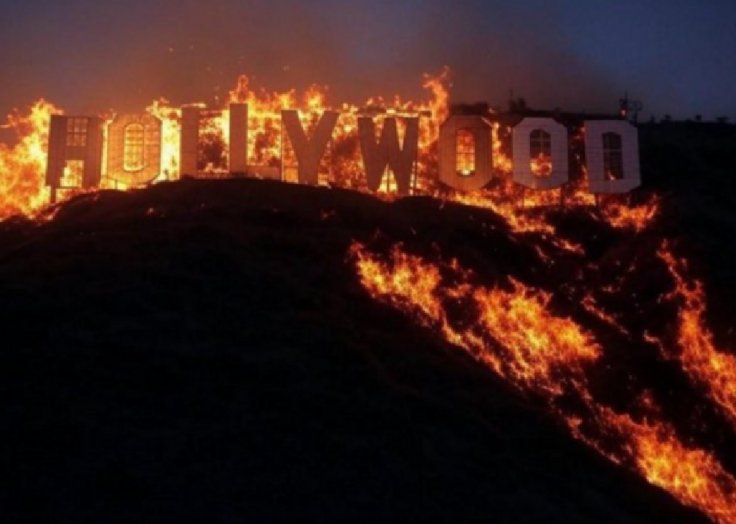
[{"xmin": 0, "ymin": 0, "xmax": 734, "ymax": 121}]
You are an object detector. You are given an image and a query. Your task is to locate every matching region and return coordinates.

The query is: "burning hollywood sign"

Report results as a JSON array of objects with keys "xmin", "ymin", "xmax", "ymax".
[
  {"xmin": 43, "ymin": 105, "xmax": 640, "ymax": 200},
  {"xmin": 0, "ymin": 73, "xmax": 643, "ymax": 220}
]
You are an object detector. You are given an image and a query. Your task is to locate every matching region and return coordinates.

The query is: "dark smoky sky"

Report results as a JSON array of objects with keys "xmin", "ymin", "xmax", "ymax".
[{"xmin": 0, "ymin": 0, "xmax": 735, "ymax": 121}]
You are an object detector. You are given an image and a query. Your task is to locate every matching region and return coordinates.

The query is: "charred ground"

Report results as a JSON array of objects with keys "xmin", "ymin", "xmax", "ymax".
[{"xmin": 0, "ymin": 123, "xmax": 735, "ymax": 523}]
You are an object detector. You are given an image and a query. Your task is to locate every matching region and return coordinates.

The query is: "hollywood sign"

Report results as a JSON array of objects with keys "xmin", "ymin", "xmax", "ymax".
[{"xmin": 45, "ymin": 104, "xmax": 641, "ymax": 197}]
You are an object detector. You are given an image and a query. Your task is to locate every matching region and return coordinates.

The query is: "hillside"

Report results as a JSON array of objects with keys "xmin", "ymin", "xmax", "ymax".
[{"xmin": 0, "ymin": 171, "xmax": 728, "ymax": 523}]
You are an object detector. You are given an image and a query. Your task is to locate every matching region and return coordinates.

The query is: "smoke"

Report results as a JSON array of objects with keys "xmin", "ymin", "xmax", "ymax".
[
  {"xmin": 0, "ymin": 0, "xmax": 733, "ymax": 119},
  {"xmin": 396, "ymin": 1, "xmax": 621, "ymax": 112}
]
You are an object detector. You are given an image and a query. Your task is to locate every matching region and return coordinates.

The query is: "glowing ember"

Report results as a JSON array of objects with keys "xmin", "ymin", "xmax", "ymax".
[
  {"xmin": 601, "ymin": 196, "xmax": 661, "ymax": 232},
  {"xmin": 455, "ymin": 129, "xmax": 476, "ymax": 176},
  {"xmin": 582, "ymin": 294, "xmax": 630, "ymax": 336},
  {"xmin": 530, "ymin": 152, "xmax": 553, "ymax": 177},
  {"xmin": 447, "ymin": 189, "xmax": 555, "ymax": 235}
]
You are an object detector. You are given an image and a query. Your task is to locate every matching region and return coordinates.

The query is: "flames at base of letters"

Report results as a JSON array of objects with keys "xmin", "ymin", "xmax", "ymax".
[
  {"xmin": 0, "ymin": 100, "xmax": 58, "ymax": 218},
  {"xmin": 350, "ymin": 241, "xmax": 736, "ymax": 524},
  {"xmin": 0, "ymin": 71, "xmax": 451, "ymax": 219},
  {"xmin": 0, "ymin": 70, "xmax": 656, "ymax": 238}
]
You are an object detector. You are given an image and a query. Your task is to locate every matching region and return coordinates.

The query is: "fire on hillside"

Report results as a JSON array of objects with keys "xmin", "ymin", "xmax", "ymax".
[{"xmin": 350, "ymin": 237, "xmax": 736, "ymax": 524}]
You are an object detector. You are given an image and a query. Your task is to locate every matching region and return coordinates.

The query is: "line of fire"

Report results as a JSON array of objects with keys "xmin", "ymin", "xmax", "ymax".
[{"xmin": 44, "ymin": 99, "xmax": 640, "ymax": 205}]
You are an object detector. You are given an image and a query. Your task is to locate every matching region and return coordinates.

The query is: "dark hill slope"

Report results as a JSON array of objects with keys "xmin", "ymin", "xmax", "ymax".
[
  {"xmin": 0, "ymin": 178, "xmax": 708, "ymax": 523},
  {"xmin": 639, "ymin": 121, "xmax": 736, "ymax": 331}
]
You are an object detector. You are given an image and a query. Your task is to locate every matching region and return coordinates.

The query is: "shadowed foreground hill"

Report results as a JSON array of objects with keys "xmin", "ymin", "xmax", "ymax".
[{"xmin": 0, "ymin": 179, "xmax": 711, "ymax": 523}]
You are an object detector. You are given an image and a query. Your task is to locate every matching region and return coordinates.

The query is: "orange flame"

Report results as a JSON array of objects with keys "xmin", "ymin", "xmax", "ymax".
[
  {"xmin": 658, "ymin": 243, "xmax": 736, "ymax": 430},
  {"xmin": 602, "ymin": 196, "xmax": 661, "ymax": 232},
  {"xmin": 576, "ymin": 406, "xmax": 736, "ymax": 523},
  {"xmin": 350, "ymin": 241, "xmax": 601, "ymax": 395},
  {"xmin": 530, "ymin": 152, "xmax": 552, "ymax": 177},
  {"xmin": 351, "ymin": 241, "xmax": 736, "ymax": 523},
  {"xmin": 582, "ymin": 294, "xmax": 630, "ymax": 336},
  {"xmin": 445, "ymin": 190, "xmax": 586, "ymax": 254},
  {"xmin": 0, "ymin": 99, "xmax": 60, "ymax": 217},
  {"xmin": 0, "ymin": 71, "xmax": 452, "ymax": 219},
  {"xmin": 146, "ymin": 99, "xmax": 182, "ymax": 180}
]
